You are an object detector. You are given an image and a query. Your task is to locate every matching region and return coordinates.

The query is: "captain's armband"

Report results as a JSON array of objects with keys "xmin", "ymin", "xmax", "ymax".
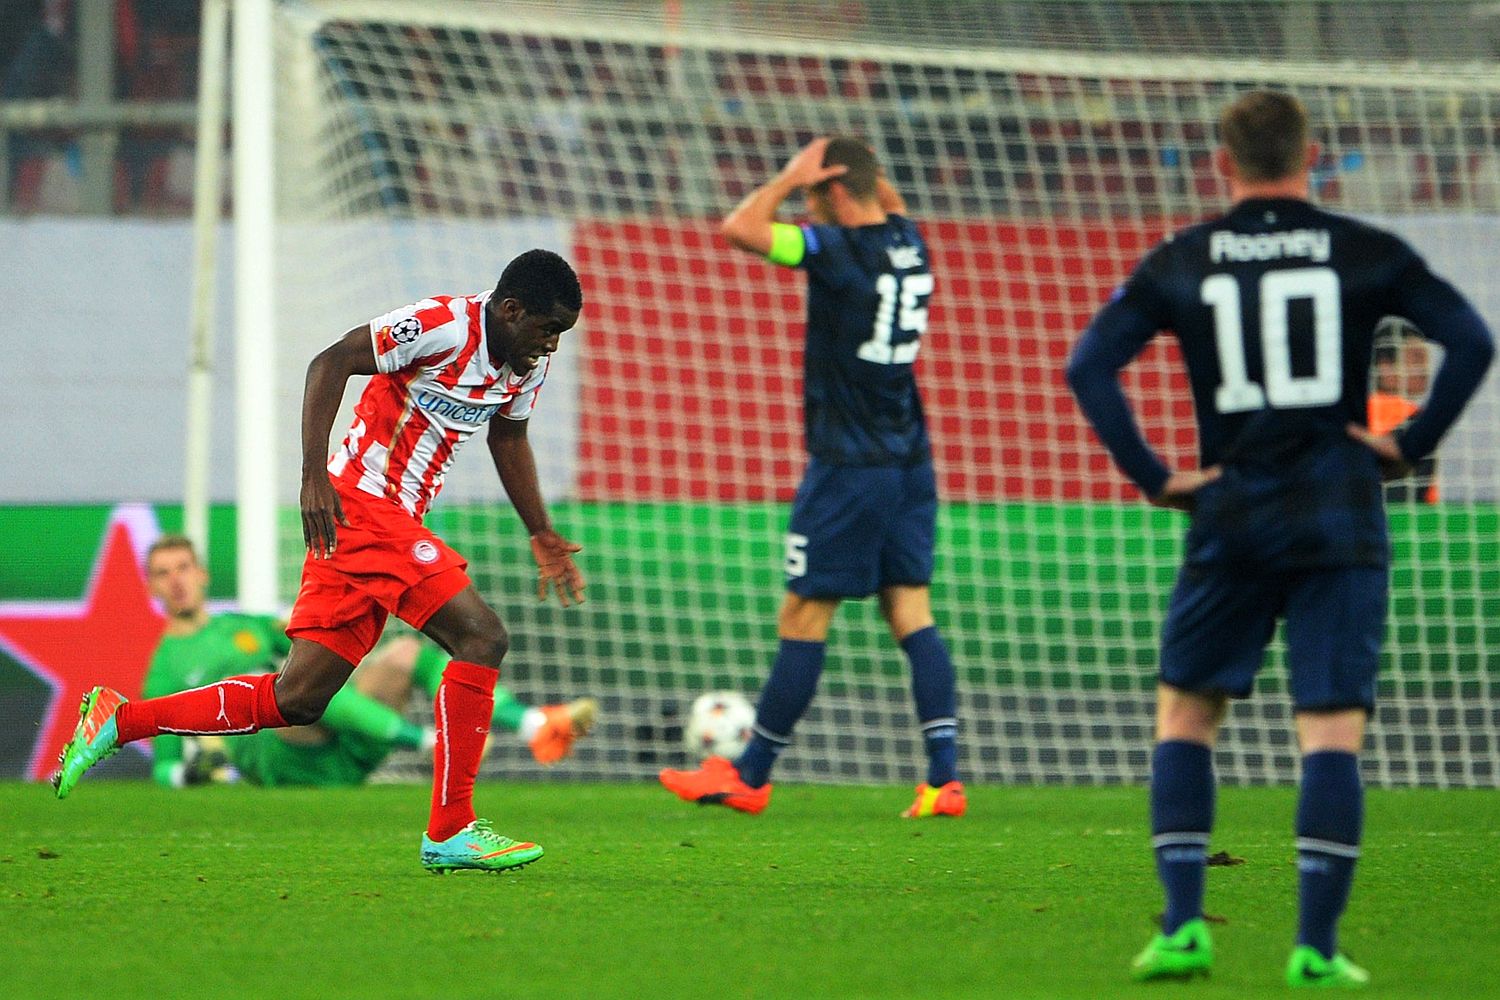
[{"xmin": 766, "ymin": 223, "xmax": 807, "ymax": 267}]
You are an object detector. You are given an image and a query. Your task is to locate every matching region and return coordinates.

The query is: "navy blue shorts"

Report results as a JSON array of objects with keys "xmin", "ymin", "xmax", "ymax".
[
  {"xmin": 784, "ymin": 458, "xmax": 937, "ymax": 599},
  {"xmin": 1159, "ymin": 563, "xmax": 1387, "ymax": 711}
]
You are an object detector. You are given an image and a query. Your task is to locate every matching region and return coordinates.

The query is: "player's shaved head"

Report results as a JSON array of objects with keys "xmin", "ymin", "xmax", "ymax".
[
  {"xmin": 1220, "ymin": 90, "xmax": 1310, "ymax": 183},
  {"xmin": 815, "ymin": 137, "xmax": 879, "ymax": 200},
  {"xmin": 495, "ymin": 249, "xmax": 583, "ymax": 317},
  {"xmin": 147, "ymin": 534, "xmax": 199, "ymax": 567}
]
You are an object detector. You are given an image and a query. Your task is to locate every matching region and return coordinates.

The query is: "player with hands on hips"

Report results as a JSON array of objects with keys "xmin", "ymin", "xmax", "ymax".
[{"xmin": 1067, "ymin": 90, "xmax": 1493, "ymax": 988}]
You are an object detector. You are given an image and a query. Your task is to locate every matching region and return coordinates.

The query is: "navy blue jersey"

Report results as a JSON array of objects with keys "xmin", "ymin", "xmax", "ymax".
[
  {"xmin": 1069, "ymin": 197, "xmax": 1493, "ymax": 569},
  {"xmin": 794, "ymin": 214, "xmax": 933, "ymax": 466}
]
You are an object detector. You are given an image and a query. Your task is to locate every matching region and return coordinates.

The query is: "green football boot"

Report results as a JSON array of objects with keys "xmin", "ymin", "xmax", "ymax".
[
  {"xmin": 1131, "ymin": 917, "xmax": 1213, "ymax": 981},
  {"xmin": 1286, "ymin": 946, "xmax": 1370, "ymax": 989},
  {"xmin": 52, "ymin": 687, "xmax": 127, "ymax": 800},
  {"xmin": 420, "ymin": 819, "xmax": 544, "ymax": 874}
]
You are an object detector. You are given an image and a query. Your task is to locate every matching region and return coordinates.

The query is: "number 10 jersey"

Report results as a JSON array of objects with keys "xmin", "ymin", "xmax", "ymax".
[{"xmin": 1077, "ymin": 196, "xmax": 1483, "ymax": 569}]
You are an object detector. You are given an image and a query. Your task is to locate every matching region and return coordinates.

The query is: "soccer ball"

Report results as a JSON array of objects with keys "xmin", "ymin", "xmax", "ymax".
[{"xmin": 683, "ymin": 691, "xmax": 755, "ymax": 760}]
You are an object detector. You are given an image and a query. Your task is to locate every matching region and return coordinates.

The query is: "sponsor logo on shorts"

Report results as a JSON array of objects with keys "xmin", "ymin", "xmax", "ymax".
[{"xmin": 412, "ymin": 540, "xmax": 440, "ymax": 565}]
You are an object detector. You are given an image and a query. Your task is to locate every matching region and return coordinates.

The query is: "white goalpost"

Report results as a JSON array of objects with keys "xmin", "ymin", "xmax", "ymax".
[
  {"xmin": 233, "ymin": 0, "xmax": 281, "ymax": 613},
  {"xmin": 243, "ymin": 0, "xmax": 1500, "ymax": 788},
  {"xmin": 184, "ymin": 0, "xmax": 230, "ymax": 557}
]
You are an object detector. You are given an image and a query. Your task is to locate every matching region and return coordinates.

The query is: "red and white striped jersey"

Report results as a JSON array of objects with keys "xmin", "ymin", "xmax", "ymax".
[{"xmin": 327, "ymin": 291, "xmax": 548, "ymax": 518}]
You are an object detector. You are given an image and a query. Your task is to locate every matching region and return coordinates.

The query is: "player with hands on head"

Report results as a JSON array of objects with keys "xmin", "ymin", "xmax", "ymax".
[
  {"xmin": 1067, "ymin": 90, "xmax": 1493, "ymax": 987},
  {"xmin": 660, "ymin": 137, "xmax": 967, "ymax": 820},
  {"xmin": 55, "ymin": 250, "xmax": 588, "ymax": 874}
]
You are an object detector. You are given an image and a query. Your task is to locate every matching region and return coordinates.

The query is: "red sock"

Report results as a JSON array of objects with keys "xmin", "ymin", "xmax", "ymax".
[
  {"xmin": 428, "ymin": 660, "xmax": 498, "ymax": 841},
  {"xmin": 116, "ymin": 673, "xmax": 286, "ymax": 745}
]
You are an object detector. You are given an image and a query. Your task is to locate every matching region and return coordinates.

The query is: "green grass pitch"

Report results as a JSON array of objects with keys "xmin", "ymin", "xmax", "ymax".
[{"xmin": 2, "ymin": 781, "xmax": 1494, "ymax": 999}]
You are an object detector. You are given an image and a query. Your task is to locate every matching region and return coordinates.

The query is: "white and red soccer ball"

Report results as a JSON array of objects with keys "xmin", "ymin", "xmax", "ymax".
[{"xmin": 684, "ymin": 691, "xmax": 755, "ymax": 760}]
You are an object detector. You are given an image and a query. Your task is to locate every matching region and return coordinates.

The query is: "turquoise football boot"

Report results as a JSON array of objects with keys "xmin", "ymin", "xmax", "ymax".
[{"xmin": 420, "ymin": 819, "xmax": 544, "ymax": 873}]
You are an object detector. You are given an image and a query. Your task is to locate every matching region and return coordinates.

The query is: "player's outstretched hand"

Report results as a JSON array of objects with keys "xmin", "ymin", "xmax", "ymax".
[
  {"xmin": 300, "ymin": 474, "xmax": 348, "ymax": 559},
  {"xmin": 1149, "ymin": 466, "xmax": 1221, "ymax": 512},
  {"xmin": 530, "ymin": 530, "xmax": 586, "ymax": 607},
  {"xmin": 777, "ymin": 138, "xmax": 849, "ymax": 190},
  {"xmin": 1346, "ymin": 422, "xmax": 1413, "ymax": 481}
]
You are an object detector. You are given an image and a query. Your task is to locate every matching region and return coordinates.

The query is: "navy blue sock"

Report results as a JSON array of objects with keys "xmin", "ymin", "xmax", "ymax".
[
  {"xmin": 1150, "ymin": 740, "xmax": 1215, "ymax": 935},
  {"xmin": 902, "ymin": 626, "xmax": 959, "ymax": 786},
  {"xmin": 733, "ymin": 639, "xmax": 825, "ymax": 788},
  {"xmin": 1296, "ymin": 751, "xmax": 1363, "ymax": 960}
]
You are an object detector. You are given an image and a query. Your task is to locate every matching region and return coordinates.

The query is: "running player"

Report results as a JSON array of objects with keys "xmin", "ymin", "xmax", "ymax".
[
  {"xmin": 659, "ymin": 137, "xmax": 965, "ymax": 819},
  {"xmin": 54, "ymin": 250, "xmax": 587, "ymax": 874},
  {"xmin": 142, "ymin": 534, "xmax": 597, "ymax": 788},
  {"xmin": 1067, "ymin": 91, "xmax": 1493, "ymax": 987}
]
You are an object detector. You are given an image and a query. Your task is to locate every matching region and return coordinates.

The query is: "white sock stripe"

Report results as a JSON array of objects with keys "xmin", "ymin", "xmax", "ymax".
[
  {"xmin": 1151, "ymin": 832, "xmax": 1211, "ymax": 849},
  {"xmin": 176, "ymin": 677, "xmax": 257, "ymax": 697},
  {"xmin": 158, "ymin": 725, "xmax": 256, "ymax": 735},
  {"xmin": 437, "ymin": 685, "xmax": 450, "ymax": 807},
  {"xmin": 920, "ymin": 717, "xmax": 958, "ymax": 732},
  {"xmin": 751, "ymin": 723, "xmax": 791, "ymax": 745},
  {"xmin": 1297, "ymin": 837, "xmax": 1361, "ymax": 859}
]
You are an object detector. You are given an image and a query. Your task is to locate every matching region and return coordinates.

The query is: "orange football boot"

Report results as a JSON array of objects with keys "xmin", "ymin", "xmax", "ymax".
[
  {"xmin": 900, "ymin": 780, "xmax": 967, "ymax": 818},
  {"xmin": 659, "ymin": 755, "xmax": 771, "ymax": 814}
]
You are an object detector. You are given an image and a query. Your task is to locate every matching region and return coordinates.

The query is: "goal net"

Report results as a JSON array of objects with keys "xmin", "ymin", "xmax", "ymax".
[{"xmin": 264, "ymin": 0, "xmax": 1500, "ymax": 787}]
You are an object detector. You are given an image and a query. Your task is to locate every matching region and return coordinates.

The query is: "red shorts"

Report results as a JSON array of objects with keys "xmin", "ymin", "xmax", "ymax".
[{"xmin": 285, "ymin": 484, "xmax": 470, "ymax": 665}]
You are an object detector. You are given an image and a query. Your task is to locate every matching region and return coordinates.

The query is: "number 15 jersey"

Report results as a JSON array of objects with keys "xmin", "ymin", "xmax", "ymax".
[{"xmin": 789, "ymin": 215, "xmax": 933, "ymax": 467}]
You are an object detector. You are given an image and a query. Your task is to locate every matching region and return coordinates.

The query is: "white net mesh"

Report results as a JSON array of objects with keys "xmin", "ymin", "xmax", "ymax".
[{"xmin": 269, "ymin": 0, "xmax": 1500, "ymax": 787}]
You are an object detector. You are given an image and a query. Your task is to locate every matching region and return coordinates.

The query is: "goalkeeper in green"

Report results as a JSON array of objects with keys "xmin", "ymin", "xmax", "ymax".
[{"xmin": 144, "ymin": 534, "xmax": 597, "ymax": 787}]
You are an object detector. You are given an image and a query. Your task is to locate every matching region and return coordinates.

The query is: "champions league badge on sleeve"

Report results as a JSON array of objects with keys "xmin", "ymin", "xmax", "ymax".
[{"xmin": 392, "ymin": 316, "xmax": 424, "ymax": 344}]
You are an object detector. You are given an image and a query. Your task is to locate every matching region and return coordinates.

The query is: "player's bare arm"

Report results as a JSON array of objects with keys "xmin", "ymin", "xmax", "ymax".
[
  {"xmin": 487, "ymin": 416, "xmax": 585, "ymax": 607},
  {"xmin": 300, "ymin": 325, "xmax": 380, "ymax": 558},
  {"xmin": 720, "ymin": 137, "xmax": 848, "ymax": 256}
]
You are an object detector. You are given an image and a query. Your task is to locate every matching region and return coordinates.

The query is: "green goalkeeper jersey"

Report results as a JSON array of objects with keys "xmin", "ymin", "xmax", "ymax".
[{"xmin": 143, "ymin": 613, "xmax": 289, "ymax": 786}]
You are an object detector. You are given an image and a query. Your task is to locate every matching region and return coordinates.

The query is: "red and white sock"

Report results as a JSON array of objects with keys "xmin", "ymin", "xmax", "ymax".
[
  {"xmin": 428, "ymin": 660, "xmax": 498, "ymax": 841},
  {"xmin": 116, "ymin": 673, "xmax": 286, "ymax": 745}
]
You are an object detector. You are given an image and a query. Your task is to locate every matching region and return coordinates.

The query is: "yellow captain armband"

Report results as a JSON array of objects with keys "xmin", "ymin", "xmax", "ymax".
[{"xmin": 766, "ymin": 222, "xmax": 806, "ymax": 267}]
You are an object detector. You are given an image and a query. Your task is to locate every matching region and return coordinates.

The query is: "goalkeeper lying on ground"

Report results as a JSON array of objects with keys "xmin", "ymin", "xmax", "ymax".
[{"xmin": 143, "ymin": 534, "xmax": 597, "ymax": 787}]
